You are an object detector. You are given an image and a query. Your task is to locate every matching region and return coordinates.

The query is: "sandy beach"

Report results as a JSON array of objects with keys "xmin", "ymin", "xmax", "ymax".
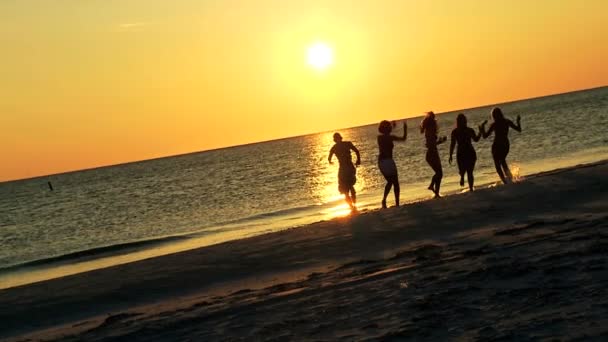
[{"xmin": 1, "ymin": 161, "xmax": 607, "ymax": 341}]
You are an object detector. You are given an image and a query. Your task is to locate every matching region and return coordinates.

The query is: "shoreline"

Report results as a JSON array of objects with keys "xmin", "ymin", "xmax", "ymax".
[
  {"xmin": 2, "ymin": 153, "xmax": 606, "ymax": 290},
  {"xmin": 1, "ymin": 159, "xmax": 607, "ymax": 340}
]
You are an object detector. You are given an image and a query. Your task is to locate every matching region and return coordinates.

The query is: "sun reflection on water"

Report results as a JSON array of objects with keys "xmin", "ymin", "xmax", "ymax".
[
  {"xmin": 510, "ymin": 163, "xmax": 524, "ymax": 182},
  {"xmin": 322, "ymin": 203, "xmax": 353, "ymax": 218}
]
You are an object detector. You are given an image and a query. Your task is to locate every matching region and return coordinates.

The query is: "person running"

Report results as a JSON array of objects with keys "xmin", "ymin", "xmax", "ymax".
[
  {"xmin": 328, "ymin": 133, "xmax": 361, "ymax": 210},
  {"xmin": 420, "ymin": 111, "xmax": 447, "ymax": 198},
  {"xmin": 480, "ymin": 107, "xmax": 522, "ymax": 184},
  {"xmin": 377, "ymin": 120, "xmax": 407, "ymax": 208},
  {"xmin": 449, "ymin": 113, "xmax": 482, "ymax": 191}
]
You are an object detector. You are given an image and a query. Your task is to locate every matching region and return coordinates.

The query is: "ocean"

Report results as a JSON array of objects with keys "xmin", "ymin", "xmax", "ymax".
[{"xmin": 1, "ymin": 87, "xmax": 607, "ymax": 288}]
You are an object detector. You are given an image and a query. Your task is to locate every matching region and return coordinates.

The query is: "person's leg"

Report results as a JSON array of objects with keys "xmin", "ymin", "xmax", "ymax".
[
  {"xmin": 467, "ymin": 169, "xmax": 474, "ymax": 191},
  {"xmin": 392, "ymin": 176, "xmax": 400, "ymax": 206},
  {"xmin": 457, "ymin": 155, "xmax": 465, "ymax": 187},
  {"xmin": 493, "ymin": 143, "xmax": 509, "ymax": 184},
  {"xmin": 381, "ymin": 160, "xmax": 398, "ymax": 208},
  {"xmin": 430, "ymin": 151, "xmax": 443, "ymax": 197},
  {"xmin": 493, "ymin": 156, "xmax": 507, "ymax": 184},
  {"xmin": 468, "ymin": 153, "xmax": 477, "ymax": 191},
  {"xmin": 501, "ymin": 159, "xmax": 513, "ymax": 183},
  {"xmin": 339, "ymin": 182, "xmax": 353, "ymax": 208},
  {"xmin": 432, "ymin": 165, "xmax": 443, "ymax": 197},
  {"xmin": 382, "ymin": 182, "xmax": 392, "ymax": 208},
  {"xmin": 344, "ymin": 193, "xmax": 353, "ymax": 208},
  {"xmin": 426, "ymin": 150, "xmax": 436, "ymax": 192},
  {"xmin": 350, "ymin": 187, "xmax": 357, "ymax": 207}
]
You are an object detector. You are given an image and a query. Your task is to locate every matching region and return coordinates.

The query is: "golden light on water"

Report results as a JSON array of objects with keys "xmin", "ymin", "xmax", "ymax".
[
  {"xmin": 323, "ymin": 203, "xmax": 354, "ymax": 218},
  {"xmin": 511, "ymin": 163, "xmax": 523, "ymax": 182}
]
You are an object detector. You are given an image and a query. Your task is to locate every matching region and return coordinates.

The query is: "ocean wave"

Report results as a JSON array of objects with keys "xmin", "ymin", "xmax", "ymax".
[
  {"xmin": 0, "ymin": 205, "xmax": 329, "ymax": 273},
  {"xmin": 0, "ymin": 235, "xmax": 191, "ymax": 273}
]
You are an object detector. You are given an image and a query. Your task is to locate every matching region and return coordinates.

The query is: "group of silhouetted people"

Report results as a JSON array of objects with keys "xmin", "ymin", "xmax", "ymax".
[{"xmin": 329, "ymin": 107, "xmax": 522, "ymax": 210}]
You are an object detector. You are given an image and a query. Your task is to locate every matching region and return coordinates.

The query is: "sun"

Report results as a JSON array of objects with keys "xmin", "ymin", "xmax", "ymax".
[{"xmin": 306, "ymin": 42, "xmax": 334, "ymax": 71}]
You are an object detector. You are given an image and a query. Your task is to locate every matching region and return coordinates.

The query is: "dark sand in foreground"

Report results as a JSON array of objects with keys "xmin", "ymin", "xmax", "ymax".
[{"xmin": 1, "ymin": 161, "xmax": 607, "ymax": 341}]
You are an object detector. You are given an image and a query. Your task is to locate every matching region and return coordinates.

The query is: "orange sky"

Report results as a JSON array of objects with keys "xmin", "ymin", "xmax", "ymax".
[{"xmin": 1, "ymin": 0, "xmax": 607, "ymax": 181}]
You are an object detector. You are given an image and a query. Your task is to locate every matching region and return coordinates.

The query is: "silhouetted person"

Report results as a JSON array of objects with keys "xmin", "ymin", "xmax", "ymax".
[
  {"xmin": 481, "ymin": 107, "xmax": 522, "ymax": 184},
  {"xmin": 449, "ymin": 113, "xmax": 482, "ymax": 191},
  {"xmin": 328, "ymin": 133, "xmax": 361, "ymax": 210},
  {"xmin": 420, "ymin": 111, "xmax": 446, "ymax": 198},
  {"xmin": 377, "ymin": 120, "xmax": 407, "ymax": 208}
]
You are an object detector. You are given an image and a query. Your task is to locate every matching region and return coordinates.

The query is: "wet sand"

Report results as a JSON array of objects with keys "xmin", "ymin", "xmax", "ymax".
[{"xmin": 1, "ymin": 161, "xmax": 607, "ymax": 341}]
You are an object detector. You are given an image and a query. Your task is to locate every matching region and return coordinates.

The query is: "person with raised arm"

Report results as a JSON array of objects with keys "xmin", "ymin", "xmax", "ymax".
[
  {"xmin": 377, "ymin": 120, "xmax": 407, "ymax": 208},
  {"xmin": 480, "ymin": 107, "xmax": 522, "ymax": 184},
  {"xmin": 328, "ymin": 133, "xmax": 361, "ymax": 211},
  {"xmin": 421, "ymin": 111, "xmax": 447, "ymax": 198},
  {"xmin": 449, "ymin": 113, "xmax": 482, "ymax": 191}
]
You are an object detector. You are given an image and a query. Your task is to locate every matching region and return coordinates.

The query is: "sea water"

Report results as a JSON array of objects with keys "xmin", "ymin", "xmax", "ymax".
[{"xmin": 1, "ymin": 87, "xmax": 607, "ymax": 288}]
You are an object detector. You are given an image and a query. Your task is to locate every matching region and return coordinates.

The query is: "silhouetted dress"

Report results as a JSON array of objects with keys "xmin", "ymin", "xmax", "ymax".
[
  {"xmin": 377, "ymin": 135, "xmax": 398, "ymax": 179},
  {"xmin": 330, "ymin": 141, "xmax": 357, "ymax": 193},
  {"xmin": 451, "ymin": 127, "xmax": 478, "ymax": 175}
]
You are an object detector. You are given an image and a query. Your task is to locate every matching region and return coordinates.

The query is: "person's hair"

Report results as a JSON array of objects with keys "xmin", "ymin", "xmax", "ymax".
[
  {"xmin": 421, "ymin": 111, "xmax": 437, "ymax": 133},
  {"xmin": 378, "ymin": 120, "xmax": 392, "ymax": 134},
  {"xmin": 491, "ymin": 107, "xmax": 504, "ymax": 121},
  {"xmin": 456, "ymin": 113, "xmax": 467, "ymax": 129},
  {"xmin": 333, "ymin": 132, "xmax": 342, "ymax": 141}
]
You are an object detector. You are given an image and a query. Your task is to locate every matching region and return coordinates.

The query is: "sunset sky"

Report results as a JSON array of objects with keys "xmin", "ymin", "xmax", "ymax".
[{"xmin": 1, "ymin": 0, "xmax": 607, "ymax": 181}]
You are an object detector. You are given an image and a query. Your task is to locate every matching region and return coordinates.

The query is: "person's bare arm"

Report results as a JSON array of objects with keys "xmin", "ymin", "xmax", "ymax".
[
  {"xmin": 481, "ymin": 121, "xmax": 494, "ymax": 139},
  {"xmin": 393, "ymin": 121, "xmax": 408, "ymax": 141},
  {"xmin": 449, "ymin": 131, "xmax": 456, "ymax": 164},
  {"xmin": 350, "ymin": 143, "xmax": 361, "ymax": 166},
  {"xmin": 472, "ymin": 127, "xmax": 482, "ymax": 142},
  {"xmin": 509, "ymin": 115, "xmax": 522, "ymax": 132},
  {"xmin": 328, "ymin": 146, "xmax": 335, "ymax": 164}
]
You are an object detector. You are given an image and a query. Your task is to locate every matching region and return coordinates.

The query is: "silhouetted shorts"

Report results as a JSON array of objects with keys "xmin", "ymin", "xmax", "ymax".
[
  {"xmin": 457, "ymin": 149, "xmax": 477, "ymax": 176},
  {"xmin": 338, "ymin": 165, "xmax": 356, "ymax": 194},
  {"xmin": 378, "ymin": 158, "xmax": 398, "ymax": 180}
]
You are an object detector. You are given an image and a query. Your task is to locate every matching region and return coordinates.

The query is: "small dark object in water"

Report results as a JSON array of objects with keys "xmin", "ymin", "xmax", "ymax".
[{"xmin": 48, "ymin": 181, "xmax": 54, "ymax": 191}]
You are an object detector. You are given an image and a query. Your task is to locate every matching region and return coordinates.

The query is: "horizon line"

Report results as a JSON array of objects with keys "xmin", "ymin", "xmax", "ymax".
[{"xmin": 3, "ymin": 84, "xmax": 606, "ymax": 184}]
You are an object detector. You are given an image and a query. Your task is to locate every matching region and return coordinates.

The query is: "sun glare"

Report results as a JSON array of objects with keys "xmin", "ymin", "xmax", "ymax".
[{"xmin": 306, "ymin": 42, "xmax": 334, "ymax": 71}]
